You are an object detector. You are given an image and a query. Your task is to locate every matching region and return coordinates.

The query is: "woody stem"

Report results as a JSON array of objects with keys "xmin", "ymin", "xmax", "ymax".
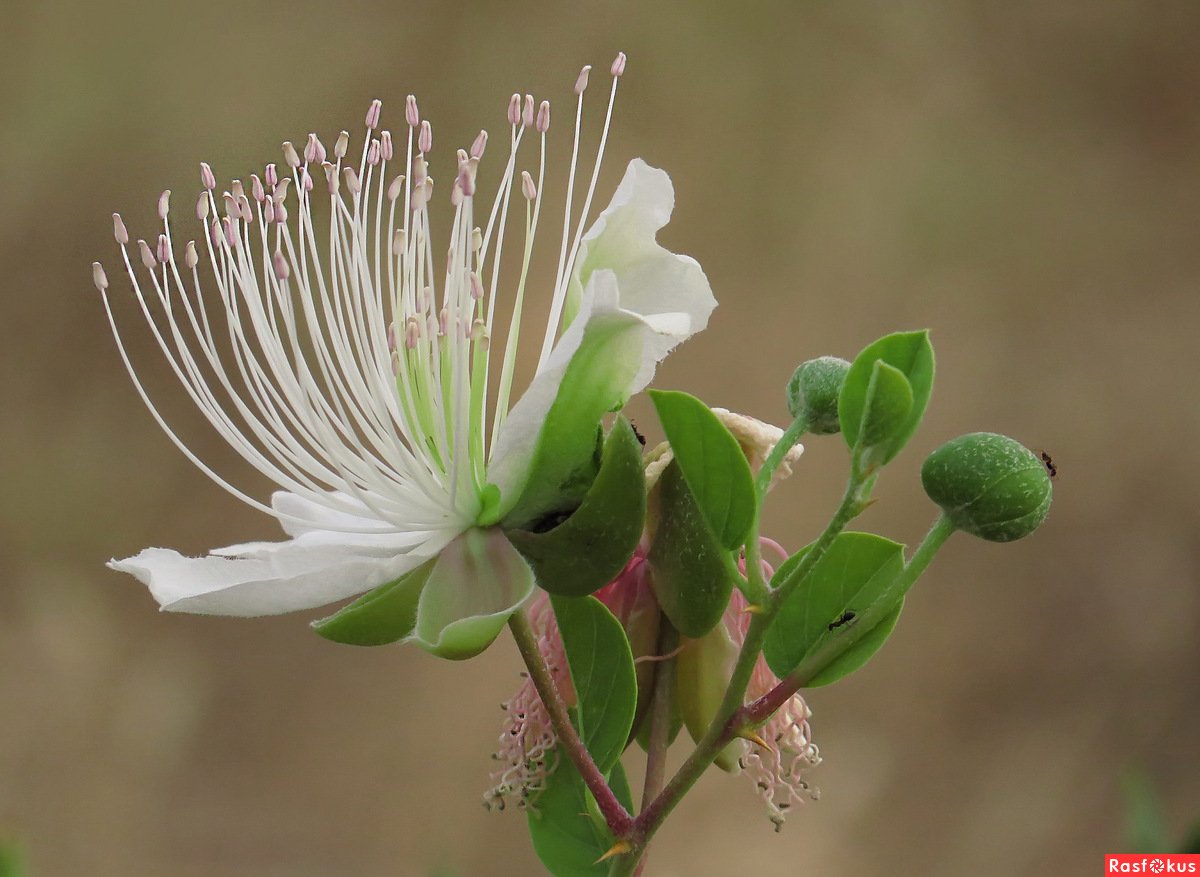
[
  {"xmin": 508, "ymin": 609, "xmax": 634, "ymax": 836},
  {"xmin": 628, "ymin": 469, "xmax": 873, "ymax": 859}
]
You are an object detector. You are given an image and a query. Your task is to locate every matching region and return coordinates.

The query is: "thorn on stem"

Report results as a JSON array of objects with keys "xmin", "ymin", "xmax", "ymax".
[
  {"xmin": 595, "ymin": 840, "xmax": 632, "ymax": 864},
  {"xmin": 737, "ymin": 730, "xmax": 773, "ymax": 751}
]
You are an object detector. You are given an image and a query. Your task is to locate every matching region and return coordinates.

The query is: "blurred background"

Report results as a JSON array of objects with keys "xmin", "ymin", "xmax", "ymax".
[{"xmin": 2, "ymin": 1, "xmax": 1198, "ymax": 875}]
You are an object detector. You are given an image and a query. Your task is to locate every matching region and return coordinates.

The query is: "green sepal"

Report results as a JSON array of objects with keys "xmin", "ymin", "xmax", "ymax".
[
  {"xmin": 506, "ymin": 418, "xmax": 646, "ymax": 598},
  {"xmin": 646, "ymin": 459, "xmax": 737, "ymax": 638},
  {"xmin": 526, "ymin": 757, "xmax": 634, "ymax": 877},
  {"xmin": 764, "ymin": 531, "xmax": 906, "ymax": 686},
  {"xmin": 648, "ymin": 389, "xmax": 756, "ymax": 551},
  {"xmin": 839, "ymin": 330, "xmax": 935, "ymax": 465},
  {"xmin": 495, "ymin": 315, "xmax": 645, "ymax": 530},
  {"xmin": 409, "ymin": 528, "xmax": 536, "ymax": 660},
  {"xmin": 551, "ymin": 594, "xmax": 638, "ymax": 773},
  {"xmin": 310, "ymin": 560, "xmax": 435, "ymax": 646}
]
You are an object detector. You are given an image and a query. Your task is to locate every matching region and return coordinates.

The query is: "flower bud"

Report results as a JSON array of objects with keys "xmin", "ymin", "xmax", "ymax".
[
  {"xmin": 594, "ymin": 554, "xmax": 661, "ymax": 733},
  {"xmin": 921, "ymin": 432, "xmax": 1052, "ymax": 542},
  {"xmin": 676, "ymin": 620, "xmax": 746, "ymax": 772},
  {"xmin": 787, "ymin": 356, "xmax": 850, "ymax": 434}
]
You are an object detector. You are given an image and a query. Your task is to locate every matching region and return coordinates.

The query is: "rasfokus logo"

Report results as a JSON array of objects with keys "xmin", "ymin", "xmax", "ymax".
[{"xmin": 1106, "ymin": 855, "xmax": 1200, "ymax": 873}]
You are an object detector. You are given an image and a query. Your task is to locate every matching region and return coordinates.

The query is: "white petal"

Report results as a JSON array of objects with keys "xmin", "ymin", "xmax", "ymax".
[
  {"xmin": 486, "ymin": 272, "xmax": 644, "ymax": 520},
  {"xmin": 271, "ymin": 490, "xmax": 389, "ymax": 537},
  {"xmin": 486, "ymin": 160, "xmax": 715, "ymax": 521},
  {"xmin": 255, "ymin": 490, "xmax": 445, "ymax": 553},
  {"xmin": 110, "ymin": 528, "xmax": 459, "ymax": 617},
  {"xmin": 565, "ymin": 157, "xmax": 716, "ymax": 356}
]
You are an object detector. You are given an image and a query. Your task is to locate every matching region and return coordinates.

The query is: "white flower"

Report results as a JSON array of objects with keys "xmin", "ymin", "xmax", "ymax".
[{"xmin": 95, "ymin": 55, "xmax": 716, "ymax": 657}]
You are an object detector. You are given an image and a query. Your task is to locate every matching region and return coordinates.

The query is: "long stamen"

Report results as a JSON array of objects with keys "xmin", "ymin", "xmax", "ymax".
[
  {"xmin": 537, "ymin": 54, "xmax": 625, "ymax": 372},
  {"xmin": 539, "ymin": 66, "xmax": 591, "ymax": 367},
  {"xmin": 98, "ymin": 57, "xmax": 627, "ymax": 534}
]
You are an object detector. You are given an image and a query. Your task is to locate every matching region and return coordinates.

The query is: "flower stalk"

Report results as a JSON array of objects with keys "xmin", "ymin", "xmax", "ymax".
[
  {"xmin": 507, "ymin": 609, "xmax": 634, "ymax": 836},
  {"xmin": 639, "ymin": 617, "xmax": 679, "ymax": 811},
  {"xmin": 616, "ymin": 446, "xmax": 874, "ymax": 869}
]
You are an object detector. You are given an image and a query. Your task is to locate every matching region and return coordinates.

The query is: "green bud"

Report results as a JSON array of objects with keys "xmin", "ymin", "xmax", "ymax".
[
  {"xmin": 787, "ymin": 356, "xmax": 851, "ymax": 434},
  {"xmin": 675, "ymin": 621, "xmax": 745, "ymax": 772},
  {"xmin": 921, "ymin": 433, "xmax": 1052, "ymax": 542}
]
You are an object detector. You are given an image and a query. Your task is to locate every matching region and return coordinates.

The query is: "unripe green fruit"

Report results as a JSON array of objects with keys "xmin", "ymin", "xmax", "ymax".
[
  {"xmin": 921, "ymin": 432, "xmax": 1052, "ymax": 542},
  {"xmin": 787, "ymin": 356, "xmax": 851, "ymax": 434}
]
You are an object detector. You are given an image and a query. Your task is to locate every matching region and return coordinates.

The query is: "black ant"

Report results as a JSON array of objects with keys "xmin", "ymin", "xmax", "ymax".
[
  {"xmin": 1039, "ymin": 450, "xmax": 1057, "ymax": 479},
  {"xmin": 828, "ymin": 611, "xmax": 856, "ymax": 631},
  {"xmin": 630, "ymin": 420, "xmax": 647, "ymax": 448}
]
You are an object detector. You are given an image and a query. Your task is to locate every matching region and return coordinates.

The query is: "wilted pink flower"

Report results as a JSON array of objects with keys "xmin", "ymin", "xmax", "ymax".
[
  {"xmin": 484, "ymin": 590, "xmax": 565, "ymax": 811},
  {"xmin": 731, "ymin": 538, "xmax": 821, "ymax": 830},
  {"xmin": 486, "ymin": 538, "xmax": 820, "ymax": 827},
  {"xmin": 485, "ymin": 549, "xmax": 659, "ymax": 811}
]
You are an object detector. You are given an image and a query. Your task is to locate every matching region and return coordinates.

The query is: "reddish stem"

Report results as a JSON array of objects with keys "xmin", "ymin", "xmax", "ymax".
[{"xmin": 508, "ymin": 610, "xmax": 634, "ymax": 836}]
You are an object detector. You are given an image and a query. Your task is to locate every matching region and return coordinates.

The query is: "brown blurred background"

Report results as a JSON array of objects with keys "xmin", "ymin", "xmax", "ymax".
[{"xmin": 2, "ymin": 1, "xmax": 1198, "ymax": 875}]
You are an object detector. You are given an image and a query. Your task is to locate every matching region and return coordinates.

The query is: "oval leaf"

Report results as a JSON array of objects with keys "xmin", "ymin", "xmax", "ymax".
[
  {"xmin": 311, "ymin": 560, "xmax": 434, "ymax": 646},
  {"xmin": 646, "ymin": 459, "xmax": 737, "ymax": 638},
  {"xmin": 551, "ymin": 595, "xmax": 637, "ymax": 773},
  {"xmin": 527, "ymin": 758, "xmax": 634, "ymax": 877},
  {"xmin": 805, "ymin": 600, "xmax": 903, "ymax": 687},
  {"xmin": 507, "ymin": 418, "xmax": 646, "ymax": 597},
  {"xmin": 764, "ymin": 531, "xmax": 905, "ymax": 681},
  {"xmin": 839, "ymin": 330, "xmax": 935, "ymax": 465},
  {"xmin": 649, "ymin": 389, "xmax": 756, "ymax": 550}
]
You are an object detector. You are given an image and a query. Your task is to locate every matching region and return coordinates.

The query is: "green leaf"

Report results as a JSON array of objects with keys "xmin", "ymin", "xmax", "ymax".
[
  {"xmin": 311, "ymin": 560, "xmax": 434, "ymax": 646},
  {"xmin": 0, "ymin": 843, "xmax": 24, "ymax": 877},
  {"xmin": 409, "ymin": 528, "xmax": 536, "ymax": 660},
  {"xmin": 646, "ymin": 460, "xmax": 737, "ymax": 637},
  {"xmin": 608, "ymin": 761, "xmax": 634, "ymax": 816},
  {"xmin": 551, "ymin": 595, "xmax": 637, "ymax": 773},
  {"xmin": 1180, "ymin": 823, "xmax": 1200, "ymax": 856},
  {"xmin": 1122, "ymin": 768, "xmax": 1170, "ymax": 854},
  {"xmin": 527, "ymin": 758, "xmax": 634, "ymax": 877},
  {"xmin": 839, "ymin": 330, "xmax": 935, "ymax": 465},
  {"xmin": 495, "ymin": 315, "xmax": 645, "ymax": 530},
  {"xmin": 649, "ymin": 390, "xmax": 756, "ymax": 550},
  {"xmin": 806, "ymin": 601, "xmax": 904, "ymax": 687},
  {"xmin": 764, "ymin": 532, "xmax": 906, "ymax": 685},
  {"xmin": 507, "ymin": 418, "xmax": 646, "ymax": 598},
  {"xmin": 858, "ymin": 360, "xmax": 914, "ymax": 453}
]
